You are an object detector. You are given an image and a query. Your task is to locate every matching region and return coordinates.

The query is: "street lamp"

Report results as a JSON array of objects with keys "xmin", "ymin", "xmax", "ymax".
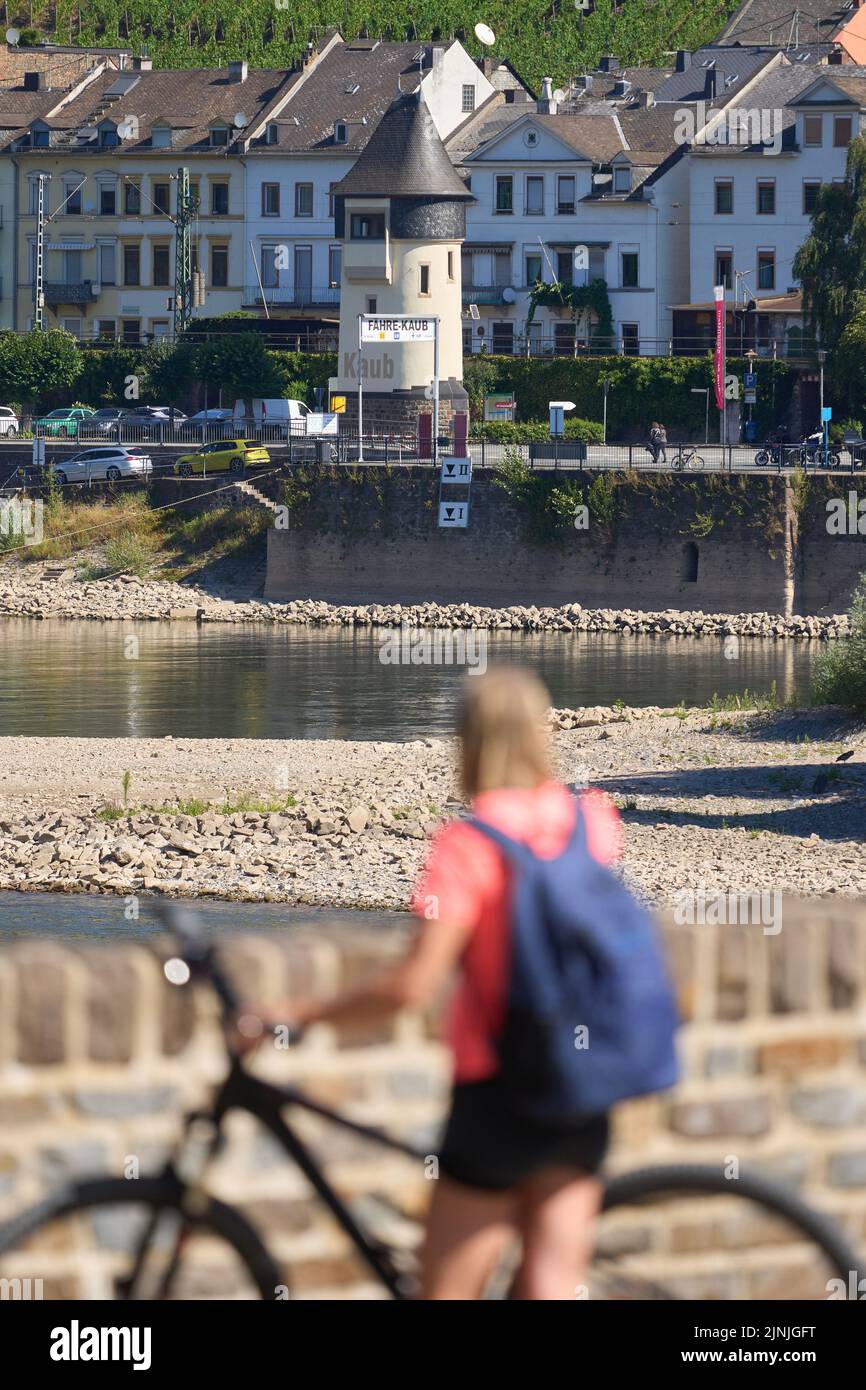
[
  {"xmin": 817, "ymin": 349, "xmax": 827, "ymax": 468},
  {"xmin": 691, "ymin": 387, "xmax": 710, "ymax": 445}
]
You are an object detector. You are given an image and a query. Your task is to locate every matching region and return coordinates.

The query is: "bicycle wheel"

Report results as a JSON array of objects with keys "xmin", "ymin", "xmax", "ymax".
[
  {"xmin": 671, "ymin": 456, "xmax": 683, "ymax": 472},
  {"xmin": 688, "ymin": 454, "xmax": 705, "ymax": 471},
  {"xmin": 0, "ymin": 1176, "xmax": 282, "ymax": 1300},
  {"xmin": 590, "ymin": 1164, "xmax": 862, "ymax": 1300},
  {"xmin": 754, "ymin": 450, "xmax": 770, "ymax": 467}
]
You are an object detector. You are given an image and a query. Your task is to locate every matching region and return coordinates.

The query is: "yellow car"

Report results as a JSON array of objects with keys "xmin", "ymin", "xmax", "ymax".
[{"xmin": 174, "ymin": 439, "xmax": 270, "ymax": 477}]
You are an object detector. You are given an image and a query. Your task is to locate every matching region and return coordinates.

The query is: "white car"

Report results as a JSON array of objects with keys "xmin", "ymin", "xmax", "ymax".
[
  {"xmin": 0, "ymin": 406, "xmax": 19, "ymax": 437},
  {"xmin": 52, "ymin": 446, "xmax": 153, "ymax": 485}
]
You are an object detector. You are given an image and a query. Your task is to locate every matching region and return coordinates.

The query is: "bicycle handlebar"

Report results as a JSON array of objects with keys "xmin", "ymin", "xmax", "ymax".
[{"xmin": 154, "ymin": 900, "xmax": 241, "ymax": 1019}]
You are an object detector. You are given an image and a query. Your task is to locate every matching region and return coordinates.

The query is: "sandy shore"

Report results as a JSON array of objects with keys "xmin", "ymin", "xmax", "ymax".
[{"xmin": 1, "ymin": 706, "xmax": 865, "ymax": 910}]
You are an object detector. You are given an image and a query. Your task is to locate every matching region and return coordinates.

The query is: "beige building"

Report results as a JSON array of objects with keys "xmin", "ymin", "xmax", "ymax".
[
  {"xmin": 1, "ymin": 57, "xmax": 299, "ymax": 338},
  {"xmin": 329, "ymin": 90, "xmax": 472, "ymax": 425}
]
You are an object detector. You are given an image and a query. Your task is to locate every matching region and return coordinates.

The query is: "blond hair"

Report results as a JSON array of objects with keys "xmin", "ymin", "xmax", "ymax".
[{"xmin": 459, "ymin": 666, "xmax": 552, "ymax": 797}]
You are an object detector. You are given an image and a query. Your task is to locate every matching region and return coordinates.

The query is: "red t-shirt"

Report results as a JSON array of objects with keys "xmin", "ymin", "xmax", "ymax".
[{"xmin": 411, "ymin": 782, "xmax": 622, "ymax": 1083}]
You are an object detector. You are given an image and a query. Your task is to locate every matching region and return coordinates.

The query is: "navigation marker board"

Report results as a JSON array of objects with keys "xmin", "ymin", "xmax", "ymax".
[
  {"xmin": 438, "ymin": 501, "xmax": 469, "ymax": 528},
  {"xmin": 440, "ymin": 457, "xmax": 472, "ymax": 485}
]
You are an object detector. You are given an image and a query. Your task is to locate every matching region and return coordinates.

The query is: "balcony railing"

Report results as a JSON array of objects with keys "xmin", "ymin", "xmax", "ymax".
[
  {"xmin": 461, "ymin": 287, "xmax": 511, "ymax": 305},
  {"xmin": 40, "ymin": 282, "xmax": 99, "ymax": 305},
  {"xmin": 242, "ymin": 285, "xmax": 340, "ymax": 308}
]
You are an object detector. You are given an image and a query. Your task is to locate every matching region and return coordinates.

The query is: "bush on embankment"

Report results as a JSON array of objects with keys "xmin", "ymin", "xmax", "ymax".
[{"xmin": 812, "ymin": 576, "xmax": 866, "ymax": 712}]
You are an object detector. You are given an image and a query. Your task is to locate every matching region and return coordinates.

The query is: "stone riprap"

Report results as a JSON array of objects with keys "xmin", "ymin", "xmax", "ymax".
[
  {"xmin": 1, "ymin": 707, "xmax": 864, "ymax": 908},
  {"xmin": 0, "ymin": 563, "xmax": 850, "ymax": 637}
]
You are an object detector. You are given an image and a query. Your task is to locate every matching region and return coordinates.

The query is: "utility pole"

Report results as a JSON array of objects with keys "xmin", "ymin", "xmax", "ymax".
[
  {"xmin": 174, "ymin": 167, "xmax": 199, "ymax": 337},
  {"xmin": 34, "ymin": 173, "xmax": 47, "ymax": 330}
]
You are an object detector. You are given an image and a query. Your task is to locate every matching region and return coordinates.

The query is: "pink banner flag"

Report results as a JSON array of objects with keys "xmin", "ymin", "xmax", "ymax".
[{"xmin": 713, "ymin": 285, "xmax": 726, "ymax": 411}]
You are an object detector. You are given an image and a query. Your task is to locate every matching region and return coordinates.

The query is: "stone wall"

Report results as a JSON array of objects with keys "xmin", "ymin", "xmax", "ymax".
[
  {"xmin": 265, "ymin": 469, "xmax": 866, "ymax": 616},
  {"xmin": 1, "ymin": 899, "xmax": 865, "ymax": 1299}
]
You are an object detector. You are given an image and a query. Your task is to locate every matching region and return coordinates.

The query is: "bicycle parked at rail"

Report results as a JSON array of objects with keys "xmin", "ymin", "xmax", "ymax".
[
  {"xmin": 671, "ymin": 445, "xmax": 705, "ymax": 472},
  {"xmin": 0, "ymin": 903, "xmax": 860, "ymax": 1301}
]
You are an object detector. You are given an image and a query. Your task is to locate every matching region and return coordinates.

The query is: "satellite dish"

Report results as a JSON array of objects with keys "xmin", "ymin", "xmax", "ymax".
[
  {"xmin": 502, "ymin": 287, "xmax": 516, "ymax": 304},
  {"xmin": 554, "ymin": 88, "xmax": 566, "ymax": 102},
  {"xmin": 6, "ymin": 26, "xmax": 19, "ymax": 45},
  {"xmin": 474, "ymin": 22, "xmax": 496, "ymax": 46},
  {"xmin": 233, "ymin": 111, "xmax": 249, "ymax": 129}
]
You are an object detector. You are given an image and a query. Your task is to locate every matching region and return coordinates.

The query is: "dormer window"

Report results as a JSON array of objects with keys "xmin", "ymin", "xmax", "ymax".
[
  {"xmin": 31, "ymin": 124, "xmax": 49, "ymax": 148},
  {"xmin": 99, "ymin": 125, "xmax": 119, "ymax": 148},
  {"xmin": 151, "ymin": 125, "xmax": 171, "ymax": 149},
  {"xmin": 266, "ymin": 122, "xmax": 278, "ymax": 145},
  {"xmin": 613, "ymin": 166, "xmax": 631, "ymax": 193},
  {"xmin": 209, "ymin": 125, "xmax": 229, "ymax": 147},
  {"xmin": 334, "ymin": 121, "xmax": 347, "ymax": 144}
]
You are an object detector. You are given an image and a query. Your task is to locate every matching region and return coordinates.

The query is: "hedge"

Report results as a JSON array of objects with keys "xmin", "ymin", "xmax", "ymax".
[
  {"xmin": 464, "ymin": 353, "xmax": 796, "ymax": 439},
  {"xmin": 469, "ymin": 418, "xmax": 604, "ymax": 443}
]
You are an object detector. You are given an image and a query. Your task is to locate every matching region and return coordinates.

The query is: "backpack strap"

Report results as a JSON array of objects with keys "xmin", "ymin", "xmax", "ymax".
[
  {"xmin": 466, "ymin": 796, "xmax": 587, "ymax": 864},
  {"xmin": 463, "ymin": 816, "xmax": 534, "ymax": 867}
]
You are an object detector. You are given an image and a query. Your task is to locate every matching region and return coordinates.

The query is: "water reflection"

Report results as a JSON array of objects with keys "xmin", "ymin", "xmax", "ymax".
[{"xmin": 0, "ymin": 619, "xmax": 816, "ymax": 741}]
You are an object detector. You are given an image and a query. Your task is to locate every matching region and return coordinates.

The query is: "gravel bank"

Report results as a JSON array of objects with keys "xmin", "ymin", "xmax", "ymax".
[
  {"xmin": 2, "ymin": 706, "xmax": 864, "ymax": 910},
  {"xmin": 0, "ymin": 560, "xmax": 850, "ymax": 637}
]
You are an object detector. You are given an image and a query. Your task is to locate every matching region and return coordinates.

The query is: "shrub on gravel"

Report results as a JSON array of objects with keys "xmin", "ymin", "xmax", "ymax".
[{"xmin": 812, "ymin": 577, "xmax": 866, "ymax": 712}]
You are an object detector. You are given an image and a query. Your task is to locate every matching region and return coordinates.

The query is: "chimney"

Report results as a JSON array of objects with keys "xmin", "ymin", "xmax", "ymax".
[
  {"xmin": 828, "ymin": 47, "xmax": 844, "ymax": 64},
  {"xmin": 575, "ymin": 73, "xmax": 593, "ymax": 92},
  {"xmin": 228, "ymin": 59, "xmax": 248, "ymax": 83},
  {"xmin": 537, "ymin": 75, "xmax": 558, "ymax": 114},
  {"xmin": 598, "ymin": 55, "xmax": 620, "ymax": 73},
  {"xmin": 675, "ymin": 49, "xmax": 691, "ymax": 72},
  {"xmin": 23, "ymin": 71, "xmax": 41, "ymax": 91},
  {"xmin": 133, "ymin": 53, "xmax": 152, "ymax": 72},
  {"xmin": 637, "ymin": 89, "xmax": 654, "ymax": 108},
  {"xmin": 704, "ymin": 66, "xmax": 722, "ymax": 99},
  {"xmin": 303, "ymin": 41, "xmax": 314, "ymax": 67},
  {"xmin": 432, "ymin": 45, "xmax": 446, "ymax": 69},
  {"xmin": 612, "ymin": 78, "xmax": 631, "ymax": 98}
]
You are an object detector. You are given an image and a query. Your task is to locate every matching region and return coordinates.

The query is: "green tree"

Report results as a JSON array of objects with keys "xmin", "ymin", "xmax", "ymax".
[
  {"xmin": 793, "ymin": 135, "xmax": 866, "ymax": 350},
  {"xmin": 0, "ymin": 330, "xmax": 82, "ymax": 409},
  {"xmin": 192, "ymin": 333, "xmax": 283, "ymax": 401}
]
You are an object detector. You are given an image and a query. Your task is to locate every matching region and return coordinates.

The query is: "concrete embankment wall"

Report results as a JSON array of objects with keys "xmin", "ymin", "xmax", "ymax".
[
  {"xmin": 1, "ymin": 900, "xmax": 865, "ymax": 1299},
  {"xmin": 264, "ymin": 469, "xmax": 866, "ymax": 616}
]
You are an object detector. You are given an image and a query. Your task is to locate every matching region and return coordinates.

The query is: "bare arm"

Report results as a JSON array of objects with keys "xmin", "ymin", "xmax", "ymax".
[{"xmin": 261, "ymin": 916, "xmax": 473, "ymax": 1034}]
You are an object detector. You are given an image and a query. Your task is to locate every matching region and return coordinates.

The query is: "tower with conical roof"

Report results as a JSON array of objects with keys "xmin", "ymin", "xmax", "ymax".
[{"xmin": 328, "ymin": 88, "xmax": 472, "ymax": 430}]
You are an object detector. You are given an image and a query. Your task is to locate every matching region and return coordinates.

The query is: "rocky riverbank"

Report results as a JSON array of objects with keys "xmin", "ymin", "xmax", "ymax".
[
  {"xmin": 0, "ymin": 559, "xmax": 850, "ymax": 637},
  {"xmin": 2, "ymin": 706, "xmax": 865, "ymax": 910}
]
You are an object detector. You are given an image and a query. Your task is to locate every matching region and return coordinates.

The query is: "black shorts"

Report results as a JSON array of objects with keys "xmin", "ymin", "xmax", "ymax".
[{"xmin": 438, "ymin": 1078, "xmax": 609, "ymax": 1192}]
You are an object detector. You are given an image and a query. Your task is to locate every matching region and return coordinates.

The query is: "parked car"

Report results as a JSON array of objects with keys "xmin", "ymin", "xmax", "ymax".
[
  {"xmin": 87, "ymin": 407, "xmax": 129, "ymax": 438},
  {"xmin": 0, "ymin": 406, "xmax": 20, "ymax": 437},
  {"xmin": 185, "ymin": 408, "xmax": 234, "ymax": 425},
  {"xmin": 174, "ymin": 440, "xmax": 270, "ymax": 477},
  {"xmin": 51, "ymin": 446, "xmax": 153, "ymax": 486},
  {"xmin": 35, "ymin": 406, "xmax": 96, "ymax": 438},
  {"xmin": 121, "ymin": 406, "xmax": 188, "ymax": 438}
]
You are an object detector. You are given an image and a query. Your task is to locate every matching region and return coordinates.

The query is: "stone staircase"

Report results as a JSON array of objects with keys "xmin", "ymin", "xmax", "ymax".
[{"xmin": 233, "ymin": 479, "xmax": 281, "ymax": 516}]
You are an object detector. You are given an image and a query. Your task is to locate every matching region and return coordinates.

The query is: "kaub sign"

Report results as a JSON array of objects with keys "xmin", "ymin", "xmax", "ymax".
[{"xmin": 360, "ymin": 316, "xmax": 436, "ymax": 343}]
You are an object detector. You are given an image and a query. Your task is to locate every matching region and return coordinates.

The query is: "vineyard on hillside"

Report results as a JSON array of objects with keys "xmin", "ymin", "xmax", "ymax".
[{"xmin": 5, "ymin": 0, "xmax": 739, "ymax": 89}]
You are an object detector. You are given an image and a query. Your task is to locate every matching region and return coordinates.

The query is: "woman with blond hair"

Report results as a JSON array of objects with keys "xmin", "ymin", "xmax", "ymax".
[{"xmin": 254, "ymin": 666, "xmax": 625, "ymax": 1299}]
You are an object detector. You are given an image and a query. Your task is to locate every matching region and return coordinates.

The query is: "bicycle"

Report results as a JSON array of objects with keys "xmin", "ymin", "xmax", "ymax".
[
  {"xmin": 671, "ymin": 446, "xmax": 704, "ymax": 472},
  {"xmin": 0, "ymin": 902, "xmax": 860, "ymax": 1300}
]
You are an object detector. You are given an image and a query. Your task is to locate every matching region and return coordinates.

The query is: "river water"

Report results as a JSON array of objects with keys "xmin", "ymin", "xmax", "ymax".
[
  {"xmin": 0, "ymin": 890, "xmax": 407, "ymax": 941},
  {"xmin": 0, "ymin": 619, "xmax": 816, "ymax": 741}
]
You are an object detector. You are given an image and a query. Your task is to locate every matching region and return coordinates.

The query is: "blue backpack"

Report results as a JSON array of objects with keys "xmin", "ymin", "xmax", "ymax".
[{"xmin": 467, "ymin": 804, "xmax": 680, "ymax": 1123}]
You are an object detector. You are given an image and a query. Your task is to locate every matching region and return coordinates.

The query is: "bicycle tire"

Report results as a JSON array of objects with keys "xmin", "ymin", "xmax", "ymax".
[
  {"xmin": 601, "ymin": 1163, "xmax": 861, "ymax": 1286},
  {"xmin": 754, "ymin": 450, "xmax": 770, "ymax": 467},
  {"xmin": 688, "ymin": 455, "xmax": 704, "ymax": 471},
  {"xmin": 0, "ymin": 1175, "xmax": 282, "ymax": 1301}
]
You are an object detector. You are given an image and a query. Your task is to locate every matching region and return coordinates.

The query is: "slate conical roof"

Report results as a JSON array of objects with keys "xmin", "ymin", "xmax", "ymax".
[{"xmin": 333, "ymin": 89, "xmax": 472, "ymax": 200}]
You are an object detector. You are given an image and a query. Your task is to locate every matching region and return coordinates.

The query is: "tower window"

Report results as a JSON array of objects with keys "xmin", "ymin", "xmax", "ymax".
[
  {"xmin": 462, "ymin": 84, "xmax": 475, "ymax": 113},
  {"xmin": 350, "ymin": 213, "xmax": 385, "ymax": 240},
  {"xmin": 419, "ymin": 264, "xmax": 430, "ymax": 295},
  {"xmin": 447, "ymin": 250, "xmax": 454, "ymax": 281}
]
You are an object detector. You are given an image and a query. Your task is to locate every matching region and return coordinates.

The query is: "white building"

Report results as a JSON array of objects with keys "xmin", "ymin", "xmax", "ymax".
[{"xmin": 239, "ymin": 35, "xmax": 497, "ymax": 332}]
